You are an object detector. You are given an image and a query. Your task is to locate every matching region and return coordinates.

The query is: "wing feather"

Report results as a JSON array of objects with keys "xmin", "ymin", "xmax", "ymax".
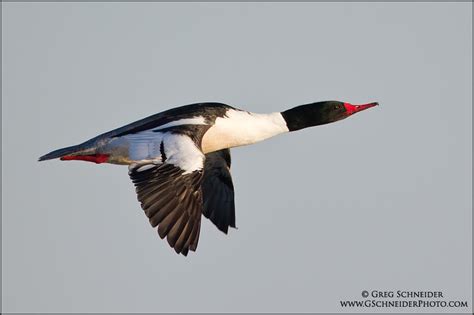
[
  {"xmin": 202, "ymin": 149, "xmax": 236, "ymax": 234},
  {"xmin": 129, "ymin": 136, "xmax": 237, "ymax": 255},
  {"xmin": 129, "ymin": 134, "xmax": 205, "ymax": 256}
]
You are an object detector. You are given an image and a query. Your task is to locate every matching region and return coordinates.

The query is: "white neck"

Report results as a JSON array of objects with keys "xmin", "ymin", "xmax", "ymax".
[{"xmin": 201, "ymin": 109, "xmax": 289, "ymax": 154}]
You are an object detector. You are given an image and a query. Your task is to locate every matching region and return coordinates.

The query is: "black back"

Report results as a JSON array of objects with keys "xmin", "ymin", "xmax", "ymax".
[{"xmin": 111, "ymin": 102, "xmax": 233, "ymax": 138}]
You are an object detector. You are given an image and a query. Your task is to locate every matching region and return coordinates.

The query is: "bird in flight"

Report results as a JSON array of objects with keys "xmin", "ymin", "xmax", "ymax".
[{"xmin": 39, "ymin": 100, "xmax": 378, "ymax": 256}]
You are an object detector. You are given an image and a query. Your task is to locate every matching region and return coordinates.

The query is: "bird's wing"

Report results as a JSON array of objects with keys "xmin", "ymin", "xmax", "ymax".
[
  {"xmin": 128, "ymin": 133, "xmax": 205, "ymax": 256},
  {"xmin": 202, "ymin": 149, "xmax": 236, "ymax": 234}
]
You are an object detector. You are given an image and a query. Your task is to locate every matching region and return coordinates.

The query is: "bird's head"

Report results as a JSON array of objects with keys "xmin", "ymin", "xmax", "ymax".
[
  {"xmin": 317, "ymin": 101, "xmax": 379, "ymax": 124},
  {"xmin": 282, "ymin": 100, "xmax": 379, "ymax": 131}
]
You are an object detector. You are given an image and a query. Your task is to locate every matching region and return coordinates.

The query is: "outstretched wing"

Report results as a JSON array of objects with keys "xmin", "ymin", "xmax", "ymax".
[
  {"xmin": 202, "ymin": 149, "xmax": 236, "ymax": 234},
  {"xmin": 128, "ymin": 133, "xmax": 205, "ymax": 256}
]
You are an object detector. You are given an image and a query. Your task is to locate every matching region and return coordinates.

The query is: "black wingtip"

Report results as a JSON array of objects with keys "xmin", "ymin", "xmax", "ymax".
[{"xmin": 216, "ymin": 224, "xmax": 238, "ymax": 235}]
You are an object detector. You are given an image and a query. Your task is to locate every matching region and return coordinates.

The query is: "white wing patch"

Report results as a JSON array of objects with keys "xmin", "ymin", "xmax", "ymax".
[
  {"xmin": 123, "ymin": 130, "xmax": 204, "ymax": 174},
  {"xmin": 152, "ymin": 116, "xmax": 207, "ymax": 131},
  {"xmin": 113, "ymin": 116, "xmax": 208, "ymax": 165},
  {"xmin": 163, "ymin": 134, "xmax": 204, "ymax": 174}
]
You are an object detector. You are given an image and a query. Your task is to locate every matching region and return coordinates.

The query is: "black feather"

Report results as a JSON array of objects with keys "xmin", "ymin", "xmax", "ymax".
[
  {"xmin": 129, "ymin": 163, "xmax": 203, "ymax": 256},
  {"xmin": 201, "ymin": 149, "xmax": 236, "ymax": 234}
]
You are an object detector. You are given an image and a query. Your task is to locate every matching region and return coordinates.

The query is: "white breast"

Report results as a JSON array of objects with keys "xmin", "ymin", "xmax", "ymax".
[{"xmin": 201, "ymin": 109, "xmax": 289, "ymax": 154}]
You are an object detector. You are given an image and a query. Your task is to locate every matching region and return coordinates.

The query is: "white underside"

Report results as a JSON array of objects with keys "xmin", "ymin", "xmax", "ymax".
[
  {"xmin": 108, "ymin": 131, "xmax": 204, "ymax": 174},
  {"xmin": 201, "ymin": 109, "xmax": 289, "ymax": 153},
  {"xmin": 106, "ymin": 109, "xmax": 288, "ymax": 173}
]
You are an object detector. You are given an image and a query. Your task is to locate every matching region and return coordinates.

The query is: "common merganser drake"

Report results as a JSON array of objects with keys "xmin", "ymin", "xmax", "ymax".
[{"xmin": 39, "ymin": 100, "xmax": 378, "ymax": 256}]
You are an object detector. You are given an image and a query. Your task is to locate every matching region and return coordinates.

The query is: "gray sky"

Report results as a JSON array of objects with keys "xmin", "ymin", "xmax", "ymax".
[{"xmin": 2, "ymin": 2, "xmax": 472, "ymax": 313}]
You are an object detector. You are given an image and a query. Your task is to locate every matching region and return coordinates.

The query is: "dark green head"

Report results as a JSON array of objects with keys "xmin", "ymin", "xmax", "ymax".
[{"xmin": 281, "ymin": 100, "xmax": 378, "ymax": 131}]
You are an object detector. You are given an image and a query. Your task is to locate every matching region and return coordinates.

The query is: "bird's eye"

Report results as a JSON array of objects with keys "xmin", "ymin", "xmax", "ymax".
[{"xmin": 334, "ymin": 105, "xmax": 341, "ymax": 110}]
